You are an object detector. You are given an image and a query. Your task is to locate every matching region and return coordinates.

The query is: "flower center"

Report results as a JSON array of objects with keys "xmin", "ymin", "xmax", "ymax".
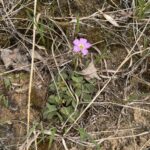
[{"xmin": 79, "ymin": 44, "xmax": 84, "ymax": 50}]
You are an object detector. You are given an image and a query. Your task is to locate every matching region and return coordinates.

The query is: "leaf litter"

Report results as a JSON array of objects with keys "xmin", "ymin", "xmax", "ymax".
[
  {"xmin": 1, "ymin": 48, "xmax": 30, "ymax": 71},
  {"xmin": 81, "ymin": 61, "xmax": 101, "ymax": 80},
  {"xmin": 102, "ymin": 13, "xmax": 120, "ymax": 27},
  {"xmin": 0, "ymin": 48, "xmax": 45, "ymax": 71}
]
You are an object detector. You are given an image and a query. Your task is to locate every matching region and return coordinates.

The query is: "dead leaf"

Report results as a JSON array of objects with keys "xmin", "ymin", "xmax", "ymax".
[
  {"xmin": 69, "ymin": 147, "xmax": 78, "ymax": 150},
  {"xmin": 103, "ymin": 13, "xmax": 119, "ymax": 27},
  {"xmin": 1, "ymin": 49, "xmax": 13, "ymax": 68},
  {"xmin": 29, "ymin": 50, "xmax": 44, "ymax": 61},
  {"xmin": 81, "ymin": 61, "xmax": 101, "ymax": 80},
  {"xmin": 1, "ymin": 48, "xmax": 30, "ymax": 71}
]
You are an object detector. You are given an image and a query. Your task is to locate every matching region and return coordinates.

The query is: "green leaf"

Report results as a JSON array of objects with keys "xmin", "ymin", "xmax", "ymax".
[
  {"xmin": 78, "ymin": 128, "xmax": 100, "ymax": 148},
  {"xmin": 47, "ymin": 103, "xmax": 57, "ymax": 112},
  {"xmin": 48, "ymin": 95, "xmax": 55, "ymax": 102},
  {"xmin": 75, "ymin": 89, "xmax": 82, "ymax": 97},
  {"xmin": 61, "ymin": 86, "xmax": 67, "ymax": 92},
  {"xmin": 0, "ymin": 94, "xmax": 8, "ymax": 108},
  {"xmin": 61, "ymin": 72, "xmax": 68, "ymax": 80},
  {"xmin": 3, "ymin": 78, "xmax": 11, "ymax": 89},
  {"xmin": 60, "ymin": 106, "xmax": 78, "ymax": 122},
  {"xmin": 74, "ymin": 82, "xmax": 82, "ymax": 89},
  {"xmin": 48, "ymin": 96, "xmax": 62, "ymax": 105},
  {"xmin": 60, "ymin": 106, "xmax": 73, "ymax": 116},
  {"xmin": 78, "ymin": 128, "xmax": 90, "ymax": 141},
  {"xmin": 49, "ymin": 83, "xmax": 56, "ymax": 92},
  {"xmin": 60, "ymin": 106, "xmax": 74, "ymax": 119},
  {"xmin": 48, "ymin": 128, "xmax": 57, "ymax": 149},
  {"xmin": 72, "ymin": 100, "xmax": 76, "ymax": 108},
  {"xmin": 36, "ymin": 22, "xmax": 45, "ymax": 45},
  {"xmin": 83, "ymin": 83, "xmax": 95, "ymax": 93},
  {"xmin": 43, "ymin": 103, "xmax": 58, "ymax": 119},
  {"xmin": 43, "ymin": 111, "xmax": 57, "ymax": 119},
  {"xmin": 56, "ymin": 112, "xmax": 63, "ymax": 122},
  {"xmin": 82, "ymin": 94, "xmax": 92, "ymax": 102},
  {"xmin": 65, "ymin": 97, "xmax": 73, "ymax": 106},
  {"xmin": 3, "ymin": 97, "xmax": 8, "ymax": 108},
  {"xmin": 0, "ymin": 94, "xmax": 3, "ymax": 100},
  {"xmin": 58, "ymin": 81, "xmax": 66, "ymax": 88},
  {"xmin": 71, "ymin": 76, "xmax": 83, "ymax": 83},
  {"xmin": 66, "ymin": 91, "xmax": 72, "ymax": 97}
]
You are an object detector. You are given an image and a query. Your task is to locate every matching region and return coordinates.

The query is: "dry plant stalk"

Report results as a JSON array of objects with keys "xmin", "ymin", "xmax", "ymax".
[{"xmin": 27, "ymin": 0, "xmax": 38, "ymax": 149}]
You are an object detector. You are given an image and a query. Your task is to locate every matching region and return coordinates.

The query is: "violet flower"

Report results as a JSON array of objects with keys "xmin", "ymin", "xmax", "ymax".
[{"xmin": 73, "ymin": 38, "xmax": 91, "ymax": 55}]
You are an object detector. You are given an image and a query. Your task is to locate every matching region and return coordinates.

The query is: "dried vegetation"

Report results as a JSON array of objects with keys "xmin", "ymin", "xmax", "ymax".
[{"xmin": 0, "ymin": 0, "xmax": 150, "ymax": 150}]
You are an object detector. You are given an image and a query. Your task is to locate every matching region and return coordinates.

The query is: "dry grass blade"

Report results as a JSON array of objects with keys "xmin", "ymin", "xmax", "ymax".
[
  {"xmin": 96, "ymin": 131, "xmax": 150, "ymax": 145},
  {"xmin": 62, "ymin": 138, "xmax": 69, "ymax": 150},
  {"xmin": 27, "ymin": 0, "xmax": 37, "ymax": 149},
  {"xmin": 19, "ymin": 132, "xmax": 40, "ymax": 150},
  {"xmin": 103, "ymin": 13, "xmax": 120, "ymax": 27}
]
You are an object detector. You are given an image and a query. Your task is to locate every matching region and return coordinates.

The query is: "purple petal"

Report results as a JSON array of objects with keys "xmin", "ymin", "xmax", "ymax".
[
  {"xmin": 85, "ymin": 42, "xmax": 91, "ymax": 49},
  {"xmin": 81, "ymin": 49, "xmax": 88, "ymax": 55},
  {"xmin": 73, "ymin": 45, "xmax": 80, "ymax": 52},
  {"xmin": 80, "ymin": 38, "xmax": 87, "ymax": 44},
  {"xmin": 73, "ymin": 39, "xmax": 80, "ymax": 46}
]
